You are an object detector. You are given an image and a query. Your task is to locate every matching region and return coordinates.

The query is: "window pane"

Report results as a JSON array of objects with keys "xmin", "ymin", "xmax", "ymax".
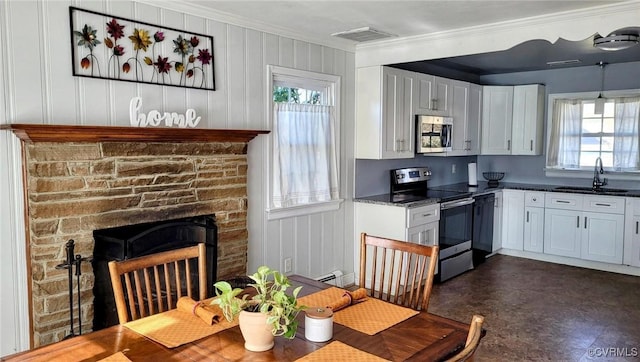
[
  {"xmin": 601, "ymin": 137, "xmax": 614, "ymax": 151},
  {"xmin": 581, "ymin": 137, "xmax": 601, "ymax": 151},
  {"xmin": 580, "ymin": 152, "xmax": 601, "ymax": 167},
  {"xmin": 603, "ymin": 117, "xmax": 614, "ymax": 133},
  {"xmin": 582, "ymin": 118, "xmax": 602, "ymax": 133},
  {"xmin": 603, "ymin": 101, "xmax": 615, "ymax": 116},
  {"xmin": 601, "ymin": 152, "xmax": 613, "ymax": 167}
]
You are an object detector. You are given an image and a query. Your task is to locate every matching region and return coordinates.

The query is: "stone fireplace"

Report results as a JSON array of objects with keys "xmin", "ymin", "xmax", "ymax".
[{"xmin": 4, "ymin": 124, "xmax": 267, "ymax": 347}]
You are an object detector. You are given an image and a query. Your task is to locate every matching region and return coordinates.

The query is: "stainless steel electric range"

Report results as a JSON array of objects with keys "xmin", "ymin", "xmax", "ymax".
[{"xmin": 390, "ymin": 167, "xmax": 475, "ymax": 282}]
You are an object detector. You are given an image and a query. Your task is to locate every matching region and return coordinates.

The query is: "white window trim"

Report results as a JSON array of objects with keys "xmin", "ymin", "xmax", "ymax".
[
  {"xmin": 265, "ymin": 65, "xmax": 342, "ymax": 220},
  {"xmin": 544, "ymin": 88, "xmax": 640, "ymax": 180}
]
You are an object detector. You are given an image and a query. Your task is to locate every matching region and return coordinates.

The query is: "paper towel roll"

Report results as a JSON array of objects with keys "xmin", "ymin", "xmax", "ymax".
[{"xmin": 468, "ymin": 163, "xmax": 478, "ymax": 186}]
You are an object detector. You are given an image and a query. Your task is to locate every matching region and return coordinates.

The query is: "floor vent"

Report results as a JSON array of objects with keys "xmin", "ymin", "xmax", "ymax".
[{"xmin": 314, "ymin": 270, "xmax": 344, "ymax": 287}]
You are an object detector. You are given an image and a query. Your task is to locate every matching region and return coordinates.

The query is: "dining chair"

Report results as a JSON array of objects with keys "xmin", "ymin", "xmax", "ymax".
[
  {"xmin": 359, "ymin": 232, "xmax": 438, "ymax": 311},
  {"xmin": 444, "ymin": 314, "xmax": 485, "ymax": 362},
  {"xmin": 108, "ymin": 243, "xmax": 207, "ymax": 324}
]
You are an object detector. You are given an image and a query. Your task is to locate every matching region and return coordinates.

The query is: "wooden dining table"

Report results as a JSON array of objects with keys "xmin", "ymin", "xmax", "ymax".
[{"xmin": 2, "ymin": 275, "xmax": 476, "ymax": 361}]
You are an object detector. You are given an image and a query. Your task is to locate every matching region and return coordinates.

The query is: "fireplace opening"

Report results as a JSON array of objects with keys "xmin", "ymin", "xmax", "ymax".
[{"xmin": 92, "ymin": 214, "xmax": 218, "ymax": 330}]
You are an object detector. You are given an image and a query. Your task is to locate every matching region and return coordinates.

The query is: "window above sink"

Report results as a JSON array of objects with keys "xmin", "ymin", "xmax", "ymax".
[{"xmin": 545, "ymin": 89, "xmax": 640, "ymax": 181}]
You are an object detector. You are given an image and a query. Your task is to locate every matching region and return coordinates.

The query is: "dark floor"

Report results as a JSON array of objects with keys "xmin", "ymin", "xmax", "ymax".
[{"xmin": 428, "ymin": 255, "xmax": 640, "ymax": 362}]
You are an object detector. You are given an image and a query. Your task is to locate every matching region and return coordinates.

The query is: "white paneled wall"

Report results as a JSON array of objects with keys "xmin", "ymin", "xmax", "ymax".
[{"xmin": 0, "ymin": 0, "xmax": 354, "ymax": 354}]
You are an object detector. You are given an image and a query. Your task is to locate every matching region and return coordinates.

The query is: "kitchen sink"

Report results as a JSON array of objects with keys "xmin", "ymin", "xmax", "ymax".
[{"xmin": 554, "ymin": 186, "xmax": 628, "ymax": 194}]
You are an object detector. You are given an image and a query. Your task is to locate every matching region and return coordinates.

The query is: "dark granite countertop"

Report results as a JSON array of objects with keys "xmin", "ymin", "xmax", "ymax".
[{"xmin": 355, "ymin": 181, "xmax": 640, "ymax": 207}]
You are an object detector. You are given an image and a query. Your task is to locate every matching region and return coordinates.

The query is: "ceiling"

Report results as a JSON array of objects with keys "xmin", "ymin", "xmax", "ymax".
[{"xmin": 178, "ymin": 1, "xmax": 640, "ymax": 75}]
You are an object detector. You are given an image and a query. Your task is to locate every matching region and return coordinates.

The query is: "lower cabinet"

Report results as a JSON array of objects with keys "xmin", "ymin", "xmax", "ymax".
[
  {"xmin": 581, "ymin": 212, "xmax": 624, "ymax": 264},
  {"xmin": 492, "ymin": 191, "xmax": 503, "ymax": 252},
  {"xmin": 624, "ymin": 198, "xmax": 640, "ymax": 267},
  {"xmin": 542, "ymin": 193, "xmax": 624, "ymax": 264},
  {"xmin": 523, "ymin": 206, "xmax": 544, "ymax": 253},
  {"xmin": 543, "ymin": 208, "xmax": 582, "ymax": 258},
  {"xmin": 501, "ymin": 190, "xmax": 524, "ymax": 250}
]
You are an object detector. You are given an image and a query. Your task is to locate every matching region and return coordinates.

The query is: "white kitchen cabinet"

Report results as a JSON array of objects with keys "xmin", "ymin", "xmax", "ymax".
[
  {"xmin": 355, "ymin": 202, "xmax": 439, "ymax": 245},
  {"xmin": 501, "ymin": 190, "xmax": 524, "ymax": 250},
  {"xmin": 492, "ymin": 191, "xmax": 503, "ymax": 252},
  {"xmin": 480, "ymin": 84, "xmax": 545, "ymax": 156},
  {"xmin": 511, "ymin": 84, "xmax": 545, "ymax": 155},
  {"xmin": 356, "ymin": 66, "xmax": 415, "ymax": 159},
  {"xmin": 543, "ymin": 193, "xmax": 624, "ymax": 263},
  {"xmin": 581, "ymin": 211, "xmax": 624, "ymax": 264},
  {"xmin": 414, "ymin": 73, "xmax": 452, "ymax": 116},
  {"xmin": 523, "ymin": 192, "xmax": 545, "ymax": 253},
  {"xmin": 447, "ymin": 80, "xmax": 481, "ymax": 156},
  {"xmin": 481, "ymin": 86, "xmax": 513, "ymax": 155},
  {"xmin": 624, "ymin": 198, "xmax": 640, "ymax": 267},
  {"xmin": 544, "ymin": 208, "xmax": 582, "ymax": 258},
  {"xmin": 580, "ymin": 195, "xmax": 624, "ymax": 264}
]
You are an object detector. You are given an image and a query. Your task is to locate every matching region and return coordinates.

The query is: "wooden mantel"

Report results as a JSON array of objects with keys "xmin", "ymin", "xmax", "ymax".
[{"xmin": 1, "ymin": 124, "xmax": 270, "ymax": 143}]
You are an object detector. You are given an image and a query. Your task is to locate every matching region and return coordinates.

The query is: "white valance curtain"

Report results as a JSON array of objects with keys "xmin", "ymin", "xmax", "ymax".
[
  {"xmin": 548, "ymin": 97, "xmax": 640, "ymax": 170},
  {"xmin": 272, "ymin": 102, "xmax": 338, "ymax": 208}
]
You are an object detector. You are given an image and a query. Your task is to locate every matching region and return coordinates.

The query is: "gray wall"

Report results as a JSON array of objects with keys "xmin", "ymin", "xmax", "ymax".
[{"xmin": 355, "ymin": 156, "xmax": 476, "ymax": 197}]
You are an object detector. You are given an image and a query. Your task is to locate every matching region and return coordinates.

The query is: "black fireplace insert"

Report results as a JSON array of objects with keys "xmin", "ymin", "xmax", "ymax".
[{"xmin": 92, "ymin": 214, "xmax": 217, "ymax": 330}]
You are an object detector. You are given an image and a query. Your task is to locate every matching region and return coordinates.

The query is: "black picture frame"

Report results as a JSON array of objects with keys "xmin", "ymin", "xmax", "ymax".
[{"xmin": 69, "ymin": 6, "xmax": 215, "ymax": 91}]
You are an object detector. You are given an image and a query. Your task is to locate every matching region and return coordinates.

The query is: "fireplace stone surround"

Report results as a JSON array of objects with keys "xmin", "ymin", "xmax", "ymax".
[{"xmin": 3, "ymin": 124, "xmax": 268, "ymax": 347}]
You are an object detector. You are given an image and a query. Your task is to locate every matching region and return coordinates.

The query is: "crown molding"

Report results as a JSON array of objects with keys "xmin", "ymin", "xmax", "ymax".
[
  {"xmin": 133, "ymin": 0, "xmax": 356, "ymax": 52},
  {"xmin": 355, "ymin": 0, "xmax": 640, "ymax": 67}
]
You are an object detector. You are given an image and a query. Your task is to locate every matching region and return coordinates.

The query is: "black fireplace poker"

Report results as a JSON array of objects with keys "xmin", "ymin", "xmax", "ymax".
[{"xmin": 55, "ymin": 239, "xmax": 91, "ymax": 339}]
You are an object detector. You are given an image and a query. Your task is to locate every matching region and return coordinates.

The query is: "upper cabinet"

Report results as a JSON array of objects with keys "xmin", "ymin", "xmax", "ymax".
[
  {"xmin": 480, "ymin": 86, "xmax": 514, "ymax": 155},
  {"xmin": 414, "ymin": 73, "xmax": 453, "ymax": 116},
  {"xmin": 481, "ymin": 84, "xmax": 545, "ymax": 155},
  {"xmin": 447, "ymin": 81, "xmax": 481, "ymax": 156},
  {"xmin": 356, "ymin": 66, "xmax": 415, "ymax": 159},
  {"xmin": 512, "ymin": 84, "xmax": 545, "ymax": 155}
]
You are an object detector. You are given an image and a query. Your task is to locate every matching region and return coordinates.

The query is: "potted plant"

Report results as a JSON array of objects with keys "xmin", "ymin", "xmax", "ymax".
[{"xmin": 212, "ymin": 265, "xmax": 304, "ymax": 351}]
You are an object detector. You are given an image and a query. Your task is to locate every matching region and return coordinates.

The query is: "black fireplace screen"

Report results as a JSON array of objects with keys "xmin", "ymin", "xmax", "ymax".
[{"xmin": 92, "ymin": 214, "xmax": 217, "ymax": 330}]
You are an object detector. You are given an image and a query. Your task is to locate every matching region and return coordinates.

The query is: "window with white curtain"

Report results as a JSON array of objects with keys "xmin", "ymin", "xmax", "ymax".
[
  {"xmin": 546, "ymin": 91, "xmax": 640, "ymax": 176},
  {"xmin": 266, "ymin": 65, "xmax": 341, "ymax": 219}
]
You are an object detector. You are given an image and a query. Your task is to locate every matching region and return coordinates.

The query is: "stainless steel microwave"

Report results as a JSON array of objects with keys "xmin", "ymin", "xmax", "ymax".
[{"xmin": 416, "ymin": 115, "xmax": 453, "ymax": 153}]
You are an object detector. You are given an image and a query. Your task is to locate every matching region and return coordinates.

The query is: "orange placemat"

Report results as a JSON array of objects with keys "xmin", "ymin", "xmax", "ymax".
[
  {"xmin": 296, "ymin": 341, "xmax": 390, "ymax": 361},
  {"xmin": 98, "ymin": 351, "xmax": 132, "ymax": 362},
  {"xmin": 124, "ymin": 304, "xmax": 238, "ymax": 348},
  {"xmin": 298, "ymin": 287, "xmax": 418, "ymax": 335}
]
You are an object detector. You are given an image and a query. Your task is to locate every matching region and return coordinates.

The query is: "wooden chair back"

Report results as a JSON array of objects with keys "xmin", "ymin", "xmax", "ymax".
[
  {"xmin": 108, "ymin": 243, "xmax": 207, "ymax": 324},
  {"xmin": 359, "ymin": 232, "xmax": 438, "ymax": 311},
  {"xmin": 445, "ymin": 314, "xmax": 485, "ymax": 362}
]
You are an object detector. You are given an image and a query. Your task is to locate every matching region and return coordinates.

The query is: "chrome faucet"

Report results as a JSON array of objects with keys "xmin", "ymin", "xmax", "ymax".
[{"xmin": 592, "ymin": 157, "xmax": 608, "ymax": 191}]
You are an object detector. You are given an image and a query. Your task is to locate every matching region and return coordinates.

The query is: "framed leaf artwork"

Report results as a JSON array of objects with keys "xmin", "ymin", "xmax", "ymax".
[{"xmin": 69, "ymin": 6, "xmax": 215, "ymax": 91}]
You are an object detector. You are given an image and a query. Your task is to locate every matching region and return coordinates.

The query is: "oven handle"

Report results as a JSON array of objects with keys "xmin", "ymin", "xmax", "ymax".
[{"xmin": 440, "ymin": 198, "xmax": 475, "ymax": 210}]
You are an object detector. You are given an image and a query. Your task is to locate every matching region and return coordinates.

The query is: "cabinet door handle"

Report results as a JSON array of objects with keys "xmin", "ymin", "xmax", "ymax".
[
  {"xmin": 526, "ymin": 211, "xmax": 529, "ymax": 223},
  {"xmin": 530, "ymin": 140, "xmax": 533, "ymax": 151},
  {"xmin": 636, "ymin": 221, "xmax": 638, "ymax": 234},
  {"xmin": 595, "ymin": 203, "xmax": 611, "ymax": 207},
  {"xmin": 557, "ymin": 200, "xmax": 570, "ymax": 204},
  {"xmin": 507, "ymin": 140, "xmax": 511, "ymax": 151},
  {"xmin": 422, "ymin": 213, "xmax": 432, "ymax": 217},
  {"xmin": 584, "ymin": 216, "xmax": 587, "ymax": 229},
  {"xmin": 577, "ymin": 216, "xmax": 580, "ymax": 228},
  {"xmin": 431, "ymin": 98, "xmax": 438, "ymax": 110}
]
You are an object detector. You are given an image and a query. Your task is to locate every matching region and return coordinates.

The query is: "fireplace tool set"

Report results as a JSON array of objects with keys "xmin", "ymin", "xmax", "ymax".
[{"xmin": 55, "ymin": 239, "xmax": 91, "ymax": 339}]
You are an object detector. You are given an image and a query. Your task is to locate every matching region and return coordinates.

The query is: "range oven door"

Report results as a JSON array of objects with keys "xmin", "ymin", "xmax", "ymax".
[
  {"xmin": 439, "ymin": 198, "xmax": 474, "ymax": 253},
  {"xmin": 438, "ymin": 198, "xmax": 474, "ymax": 282}
]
